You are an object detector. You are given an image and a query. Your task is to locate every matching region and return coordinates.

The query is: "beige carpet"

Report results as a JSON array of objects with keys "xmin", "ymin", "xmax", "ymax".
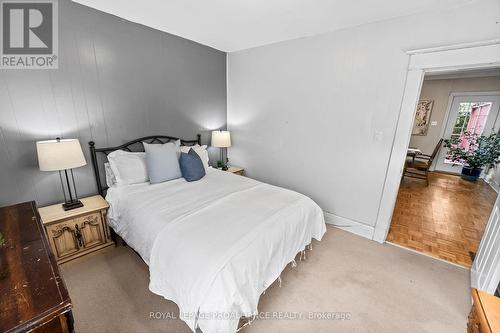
[{"xmin": 60, "ymin": 226, "xmax": 471, "ymax": 333}]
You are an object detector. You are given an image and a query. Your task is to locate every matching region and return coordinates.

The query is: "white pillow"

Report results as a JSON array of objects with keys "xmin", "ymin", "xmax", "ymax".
[
  {"xmin": 181, "ymin": 145, "xmax": 209, "ymax": 171},
  {"xmin": 107, "ymin": 150, "xmax": 149, "ymax": 185},
  {"xmin": 104, "ymin": 162, "xmax": 117, "ymax": 187}
]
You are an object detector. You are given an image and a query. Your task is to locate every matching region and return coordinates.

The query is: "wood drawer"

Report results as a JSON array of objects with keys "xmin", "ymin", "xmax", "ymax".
[
  {"xmin": 45, "ymin": 209, "xmax": 112, "ymax": 264},
  {"xmin": 468, "ymin": 288, "xmax": 500, "ymax": 333},
  {"xmin": 46, "ymin": 219, "xmax": 80, "ymax": 260},
  {"xmin": 75, "ymin": 212, "xmax": 107, "ymax": 250}
]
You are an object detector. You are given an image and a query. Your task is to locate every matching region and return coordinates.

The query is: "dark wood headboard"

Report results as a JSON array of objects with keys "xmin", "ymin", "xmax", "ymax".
[{"xmin": 89, "ymin": 134, "xmax": 201, "ymax": 196}]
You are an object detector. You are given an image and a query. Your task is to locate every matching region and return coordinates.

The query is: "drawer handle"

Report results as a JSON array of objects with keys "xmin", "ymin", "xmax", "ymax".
[{"xmin": 74, "ymin": 224, "xmax": 83, "ymax": 248}]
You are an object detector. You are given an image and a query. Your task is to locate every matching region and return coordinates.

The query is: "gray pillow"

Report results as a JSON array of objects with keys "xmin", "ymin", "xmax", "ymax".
[{"xmin": 144, "ymin": 142, "xmax": 181, "ymax": 184}]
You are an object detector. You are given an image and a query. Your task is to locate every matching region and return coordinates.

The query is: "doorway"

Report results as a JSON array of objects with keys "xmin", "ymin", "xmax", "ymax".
[
  {"xmin": 434, "ymin": 93, "xmax": 500, "ymax": 173},
  {"xmin": 373, "ymin": 40, "xmax": 500, "ymax": 293},
  {"xmin": 386, "ymin": 73, "xmax": 500, "ymax": 267}
]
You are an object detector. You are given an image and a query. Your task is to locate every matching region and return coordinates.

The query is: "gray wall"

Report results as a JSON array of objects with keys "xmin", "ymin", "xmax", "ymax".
[
  {"xmin": 227, "ymin": 0, "xmax": 500, "ymax": 238},
  {"xmin": 0, "ymin": 0, "xmax": 227, "ymax": 207}
]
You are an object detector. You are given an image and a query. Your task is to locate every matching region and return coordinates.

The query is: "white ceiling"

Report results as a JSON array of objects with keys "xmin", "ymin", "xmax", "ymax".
[{"xmin": 73, "ymin": 0, "xmax": 473, "ymax": 52}]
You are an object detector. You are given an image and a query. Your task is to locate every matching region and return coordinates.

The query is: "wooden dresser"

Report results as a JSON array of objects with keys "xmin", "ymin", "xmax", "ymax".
[
  {"xmin": 468, "ymin": 288, "xmax": 500, "ymax": 333},
  {"xmin": 0, "ymin": 202, "xmax": 74, "ymax": 333}
]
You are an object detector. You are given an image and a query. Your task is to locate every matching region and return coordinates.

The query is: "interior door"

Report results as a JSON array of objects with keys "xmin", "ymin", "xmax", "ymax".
[
  {"xmin": 434, "ymin": 94, "xmax": 500, "ymax": 174},
  {"xmin": 471, "ymin": 193, "xmax": 500, "ymax": 294}
]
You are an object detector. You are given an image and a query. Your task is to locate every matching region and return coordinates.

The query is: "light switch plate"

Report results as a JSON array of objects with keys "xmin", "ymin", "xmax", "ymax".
[{"xmin": 430, "ymin": 121, "xmax": 438, "ymax": 126}]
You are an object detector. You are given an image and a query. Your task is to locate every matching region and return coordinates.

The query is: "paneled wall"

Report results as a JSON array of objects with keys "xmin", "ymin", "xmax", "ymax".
[
  {"xmin": 0, "ymin": 0, "xmax": 227, "ymax": 206},
  {"xmin": 227, "ymin": 0, "xmax": 500, "ymax": 238}
]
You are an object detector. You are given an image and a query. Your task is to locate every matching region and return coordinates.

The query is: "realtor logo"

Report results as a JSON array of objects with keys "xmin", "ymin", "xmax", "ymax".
[{"xmin": 0, "ymin": 0, "xmax": 58, "ymax": 69}]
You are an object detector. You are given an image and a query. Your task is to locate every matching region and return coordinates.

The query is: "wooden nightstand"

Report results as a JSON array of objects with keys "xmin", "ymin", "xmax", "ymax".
[
  {"xmin": 227, "ymin": 166, "xmax": 244, "ymax": 175},
  {"xmin": 468, "ymin": 288, "xmax": 500, "ymax": 333},
  {"xmin": 38, "ymin": 195, "xmax": 114, "ymax": 264}
]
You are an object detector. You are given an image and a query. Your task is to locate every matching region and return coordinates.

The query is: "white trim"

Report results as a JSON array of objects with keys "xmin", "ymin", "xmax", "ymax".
[
  {"xmin": 471, "ymin": 269, "xmax": 480, "ymax": 289},
  {"xmin": 323, "ymin": 211, "xmax": 374, "ymax": 240},
  {"xmin": 471, "ymin": 201, "xmax": 500, "ymax": 294},
  {"xmin": 374, "ymin": 40, "xmax": 500, "ymax": 243},
  {"xmin": 487, "ymin": 166, "xmax": 500, "ymax": 193},
  {"xmin": 425, "ymin": 68, "xmax": 500, "ymax": 80},
  {"xmin": 488, "ymin": 180, "xmax": 500, "ymax": 193},
  {"xmin": 226, "ymin": 52, "xmax": 229, "ymax": 125},
  {"xmin": 409, "ymin": 44, "xmax": 500, "ymax": 71},
  {"xmin": 372, "ymin": 69, "xmax": 424, "ymax": 242},
  {"xmin": 406, "ymin": 39, "xmax": 500, "ymax": 55}
]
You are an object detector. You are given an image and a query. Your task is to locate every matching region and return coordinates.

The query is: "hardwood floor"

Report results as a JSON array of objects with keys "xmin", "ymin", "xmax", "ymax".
[{"xmin": 387, "ymin": 172, "xmax": 497, "ymax": 267}]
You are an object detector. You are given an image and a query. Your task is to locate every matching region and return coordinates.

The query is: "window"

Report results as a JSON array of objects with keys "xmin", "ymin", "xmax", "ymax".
[{"xmin": 444, "ymin": 101, "xmax": 492, "ymax": 165}]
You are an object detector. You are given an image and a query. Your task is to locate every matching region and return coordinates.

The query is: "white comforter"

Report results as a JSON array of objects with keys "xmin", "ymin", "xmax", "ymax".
[{"xmin": 106, "ymin": 168, "xmax": 326, "ymax": 333}]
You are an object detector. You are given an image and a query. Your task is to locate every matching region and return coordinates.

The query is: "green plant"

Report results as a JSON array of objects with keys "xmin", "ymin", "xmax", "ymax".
[{"xmin": 443, "ymin": 132, "xmax": 500, "ymax": 169}]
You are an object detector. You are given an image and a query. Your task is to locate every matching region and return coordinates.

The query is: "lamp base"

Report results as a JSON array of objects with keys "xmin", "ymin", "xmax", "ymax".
[{"xmin": 62, "ymin": 200, "xmax": 84, "ymax": 211}]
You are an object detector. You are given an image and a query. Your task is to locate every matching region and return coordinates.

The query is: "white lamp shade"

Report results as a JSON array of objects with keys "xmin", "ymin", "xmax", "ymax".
[
  {"xmin": 211, "ymin": 130, "xmax": 231, "ymax": 148},
  {"xmin": 36, "ymin": 139, "xmax": 87, "ymax": 171}
]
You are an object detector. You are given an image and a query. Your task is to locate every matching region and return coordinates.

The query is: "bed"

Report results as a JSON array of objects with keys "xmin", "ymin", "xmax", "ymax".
[{"xmin": 89, "ymin": 135, "xmax": 326, "ymax": 333}]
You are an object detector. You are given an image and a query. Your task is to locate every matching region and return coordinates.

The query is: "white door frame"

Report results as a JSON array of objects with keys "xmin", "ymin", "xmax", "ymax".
[
  {"xmin": 373, "ymin": 40, "xmax": 500, "ymax": 243},
  {"xmin": 471, "ymin": 195, "xmax": 500, "ymax": 294}
]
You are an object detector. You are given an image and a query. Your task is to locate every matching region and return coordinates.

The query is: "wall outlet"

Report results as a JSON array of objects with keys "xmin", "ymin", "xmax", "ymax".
[{"xmin": 430, "ymin": 121, "xmax": 438, "ymax": 126}]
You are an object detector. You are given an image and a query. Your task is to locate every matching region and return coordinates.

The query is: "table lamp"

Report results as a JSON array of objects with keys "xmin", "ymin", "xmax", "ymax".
[
  {"xmin": 36, "ymin": 138, "xmax": 87, "ymax": 210},
  {"xmin": 211, "ymin": 130, "xmax": 231, "ymax": 170}
]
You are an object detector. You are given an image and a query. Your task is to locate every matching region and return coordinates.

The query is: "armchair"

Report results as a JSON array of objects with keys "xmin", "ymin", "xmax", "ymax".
[{"xmin": 403, "ymin": 139, "xmax": 443, "ymax": 186}]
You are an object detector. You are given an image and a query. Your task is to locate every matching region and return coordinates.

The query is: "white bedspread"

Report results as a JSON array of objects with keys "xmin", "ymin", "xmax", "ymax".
[{"xmin": 106, "ymin": 169, "xmax": 326, "ymax": 333}]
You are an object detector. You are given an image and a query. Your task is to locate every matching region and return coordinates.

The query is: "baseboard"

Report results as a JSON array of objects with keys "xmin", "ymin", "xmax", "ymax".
[
  {"xmin": 470, "ymin": 268, "xmax": 479, "ymax": 289},
  {"xmin": 487, "ymin": 180, "xmax": 499, "ymax": 193},
  {"xmin": 323, "ymin": 211, "xmax": 374, "ymax": 240}
]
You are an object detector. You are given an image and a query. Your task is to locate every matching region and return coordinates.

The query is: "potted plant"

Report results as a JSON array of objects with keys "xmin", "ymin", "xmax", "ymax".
[{"xmin": 443, "ymin": 132, "xmax": 500, "ymax": 181}]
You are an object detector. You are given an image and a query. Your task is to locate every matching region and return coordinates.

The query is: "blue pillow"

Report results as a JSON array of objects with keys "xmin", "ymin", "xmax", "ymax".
[
  {"xmin": 179, "ymin": 149, "xmax": 206, "ymax": 182},
  {"xmin": 144, "ymin": 142, "xmax": 181, "ymax": 184}
]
